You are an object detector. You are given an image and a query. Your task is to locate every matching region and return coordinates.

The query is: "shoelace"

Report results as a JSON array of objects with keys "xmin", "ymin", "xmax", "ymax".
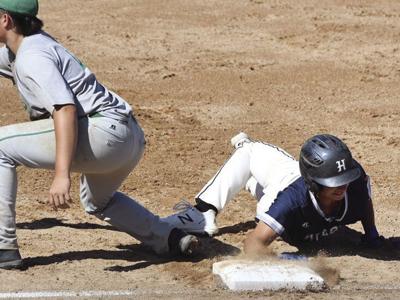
[{"xmin": 172, "ymin": 199, "xmax": 194, "ymax": 211}]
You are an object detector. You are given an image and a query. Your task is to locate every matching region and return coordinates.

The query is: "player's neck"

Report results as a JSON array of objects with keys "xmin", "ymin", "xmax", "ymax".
[
  {"xmin": 5, "ymin": 31, "xmax": 24, "ymax": 55},
  {"xmin": 317, "ymin": 196, "xmax": 344, "ymax": 216}
]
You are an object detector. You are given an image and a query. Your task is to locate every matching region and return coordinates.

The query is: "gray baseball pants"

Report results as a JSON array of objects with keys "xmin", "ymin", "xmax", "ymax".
[{"xmin": 0, "ymin": 114, "xmax": 173, "ymax": 254}]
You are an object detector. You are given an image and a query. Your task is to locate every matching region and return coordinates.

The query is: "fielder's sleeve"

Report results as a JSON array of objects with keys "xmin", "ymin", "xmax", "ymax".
[
  {"xmin": 15, "ymin": 51, "xmax": 75, "ymax": 114},
  {"xmin": 256, "ymin": 191, "xmax": 295, "ymax": 236},
  {"xmin": 0, "ymin": 46, "xmax": 13, "ymax": 79}
]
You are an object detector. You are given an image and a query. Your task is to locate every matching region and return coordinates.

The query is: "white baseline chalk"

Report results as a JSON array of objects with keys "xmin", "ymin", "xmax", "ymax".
[{"xmin": 0, "ymin": 290, "xmax": 135, "ymax": 298}]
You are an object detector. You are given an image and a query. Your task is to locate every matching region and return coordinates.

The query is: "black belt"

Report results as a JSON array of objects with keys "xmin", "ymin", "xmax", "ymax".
[{"xmin": 87, "ymin": 112, "xmax": 135, "ymax": 125}]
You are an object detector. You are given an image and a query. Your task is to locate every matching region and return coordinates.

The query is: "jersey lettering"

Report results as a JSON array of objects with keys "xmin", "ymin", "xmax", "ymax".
[{"xmin": 303, "ymin": 226, "xmax": 339, "ymax": 242}]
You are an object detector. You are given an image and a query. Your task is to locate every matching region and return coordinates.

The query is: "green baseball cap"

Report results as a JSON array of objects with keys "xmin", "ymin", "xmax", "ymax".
[{"xmin": 0, "ymin": 0, "xmax": 38, "ymax": 16}]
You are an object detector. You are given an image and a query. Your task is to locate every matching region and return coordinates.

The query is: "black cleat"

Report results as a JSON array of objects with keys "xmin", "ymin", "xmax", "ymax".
[
  {"xmin": 0, "ymin": 249, "xmax": 23, "ymax": 269},
  {"xmin": 168, "ymin": 228, "xmax": 199, "ymax": 256}
]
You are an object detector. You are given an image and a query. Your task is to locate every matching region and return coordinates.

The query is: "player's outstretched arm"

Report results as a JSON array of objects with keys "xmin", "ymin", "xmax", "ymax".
[
  {"xmin": 360, "ymin": 198, "xmax": 384, "ymax": 248},
  {"xmin": 243, "ymin": 221, "xmax": 277, "ymax": 257}
]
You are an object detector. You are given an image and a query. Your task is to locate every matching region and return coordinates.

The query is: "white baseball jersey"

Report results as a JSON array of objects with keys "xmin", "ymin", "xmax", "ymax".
[{"xmin": 0, "ymin": 31, "xmax": 131, "ymax": 120}]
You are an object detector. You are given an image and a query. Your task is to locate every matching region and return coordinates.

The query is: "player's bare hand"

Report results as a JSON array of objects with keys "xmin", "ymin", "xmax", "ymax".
[{"xmin": 49, "ymin": 175, "xmax": 72, "ymax": 210}]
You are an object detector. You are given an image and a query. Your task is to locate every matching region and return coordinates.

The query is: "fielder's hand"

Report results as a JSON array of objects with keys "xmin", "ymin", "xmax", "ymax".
[{"xmin": 49, "ymin": 175, "xmax": 72, "ymax": 210}]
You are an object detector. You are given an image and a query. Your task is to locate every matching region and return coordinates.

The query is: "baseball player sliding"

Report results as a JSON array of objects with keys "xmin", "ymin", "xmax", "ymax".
[
  {"xmin": 0, "ymin": 0, "xmax": 197, "ymax": 269},
  {"xmin": 163, "ymin": 132, "xmax": 389, "ymax": 256}
]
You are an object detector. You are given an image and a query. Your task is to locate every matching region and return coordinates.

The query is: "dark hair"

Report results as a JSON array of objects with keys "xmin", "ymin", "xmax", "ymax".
[{"xmin": 0, "ymin": 9, "xmax": 43, "ymax": 36}]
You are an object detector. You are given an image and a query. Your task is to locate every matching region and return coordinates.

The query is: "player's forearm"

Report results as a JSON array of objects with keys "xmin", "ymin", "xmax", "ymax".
[
  {"xmin": 244, "ymin": 222, "xmax": 277, "ymax": 256},
  {"xmin": 52, "ymin": 104, "xmax": 77, "ymax": 177},
  {"xmin": 244, "ymin": 233, "xmax": 271, "ymax": 256},
  {"xmin": 361, "ymin": 198, "xmax": 378, "ymax": 236},
  {"xmin": 358, "ymin": 198, "xmax": 386, "ymax": 248}
]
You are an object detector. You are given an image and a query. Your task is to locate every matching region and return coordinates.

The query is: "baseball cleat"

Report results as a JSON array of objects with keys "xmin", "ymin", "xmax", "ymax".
[
  {"xmin": 178, "ymin": 234, "xmax": 199, "ymax": 256},
  {"xmin": 231, "ymin": 132, "xmax": 250, "ymax": 149},
  {"xmin": 161, "ymin": 200, "xmax": 218, "ymax": 236},
  {"xmin": 167, "ymin": 228, "xmax": 199, "ymax": 256},
  {"xmin": 0, "ymin": 249, "xmax": 23, "ymax": 269}
]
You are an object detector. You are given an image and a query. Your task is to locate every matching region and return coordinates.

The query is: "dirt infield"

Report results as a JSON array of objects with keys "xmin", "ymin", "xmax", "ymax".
[{"xmin": 0, "ymin": 0, "xmax": 399, "ymax": 298}]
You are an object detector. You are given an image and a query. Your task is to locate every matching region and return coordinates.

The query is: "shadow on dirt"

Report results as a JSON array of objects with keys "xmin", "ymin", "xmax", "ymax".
[
  {"xmin": 17, "ymin": 218, "xmax": 114, "ymax": 230},
  {"xmin": 216, "ymin": 220, "xmax": 257, "ymax": 236},
  {"xmin": 18, "ymin": 219, "xmax": 397, "ymax": 270},
  {"xmin": 103, "ymin": 237, "xmax": 240, "ymax": 272},
  {"xmin": 285, "ymin": 226, "xmax": 400, "ymax": 261},
  {"xmin": 21, "ymin": 247, "xmax": 208, "ymax": 272},
  {"xmin": 18, "ymin": 219, "xmax": 241, "ymax": 270}
]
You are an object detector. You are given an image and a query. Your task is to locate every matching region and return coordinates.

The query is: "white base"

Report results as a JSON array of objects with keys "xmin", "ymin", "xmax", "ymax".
[{"xmin": 213, "ymin": 259, "xmax": 325, "ymax": 291}]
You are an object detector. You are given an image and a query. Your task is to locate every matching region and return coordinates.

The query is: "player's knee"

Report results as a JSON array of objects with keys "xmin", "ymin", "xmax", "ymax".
[
  {"xmin": 0, "ymin": 149, "xmax": 16, "ymax": 168},
  {"xmin": 80, "ymin": 193, "xmax": 113, "ymax": 216}
]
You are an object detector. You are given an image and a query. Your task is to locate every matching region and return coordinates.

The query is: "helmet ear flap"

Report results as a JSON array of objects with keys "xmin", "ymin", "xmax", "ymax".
[
  {"xmin": 302, "ymin": 176, "xmax": 321, "ymax": 195},
  {"xmin": 299, "ymin": 158, "xmax": 321, "ymax": 194},
  {"xmin": 310, "ymin": 181, "xmax": 321, "ymax": 194}
]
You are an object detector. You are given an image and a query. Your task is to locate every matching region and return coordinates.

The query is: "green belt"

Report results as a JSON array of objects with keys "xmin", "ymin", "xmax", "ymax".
[{"xmin": 88, "ymin": 112, "xmax": 103, "ymax": 118}]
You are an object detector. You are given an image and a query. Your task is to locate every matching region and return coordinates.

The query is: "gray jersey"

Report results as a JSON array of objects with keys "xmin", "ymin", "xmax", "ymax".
[{"xmin": 0, "ymin": 32, "xmax": 131, "ymax": 121}]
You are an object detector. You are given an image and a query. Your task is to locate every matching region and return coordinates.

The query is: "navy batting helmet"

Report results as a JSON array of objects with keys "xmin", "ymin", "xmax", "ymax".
[{"xmin": 299, "ymin": 134, "xmax": 361, "ymax": 193}]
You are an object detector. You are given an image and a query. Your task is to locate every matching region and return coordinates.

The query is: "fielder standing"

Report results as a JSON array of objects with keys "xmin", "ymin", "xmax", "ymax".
[
  {"xmin": 163, "ymin": 133, "xmax": 386, "ymax": 255},
  {"xmin": 0, "ymin": 0, "xmax": 197, "ymax": 269}
]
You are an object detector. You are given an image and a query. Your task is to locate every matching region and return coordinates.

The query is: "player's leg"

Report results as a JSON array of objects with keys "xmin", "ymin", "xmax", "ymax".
[
  {"xmin": 193, "ymin": 134, "xmax": 290, "ymax": 232},
  {"xmin": 161, "ymin": 132, "xmax": 301, "ymax": 236},
  {"xmin": 245, "ymin": 176, "xmax": 265, "ymax": 201},
  {"xmin": 195, "ymin": 141, "xmax": 252, "ymax": 211},
  {"xmin": 78, "ymin": 116, "xmax": 197, "ymax": 255},
  {"xmin": 249, "ymin": 141, "xmax": 301, "ymax": 219},
  {"xmin": 0, "ymin": 118, "xmax": 57, "ymax": 268},
  {"xmin": 161, "ymin": 133, "xmax": 254, "ymax": 235},
  {"xmin": 81, "ymin": 173, "xmax": 196, "ymax": 255},
  {"xmin": 250, "ymin": 141, "xmax": 300, "ymax": 190},
  {"xmin": 0, "ymin": 163, "xmax": 21, "ymax": 269}
]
